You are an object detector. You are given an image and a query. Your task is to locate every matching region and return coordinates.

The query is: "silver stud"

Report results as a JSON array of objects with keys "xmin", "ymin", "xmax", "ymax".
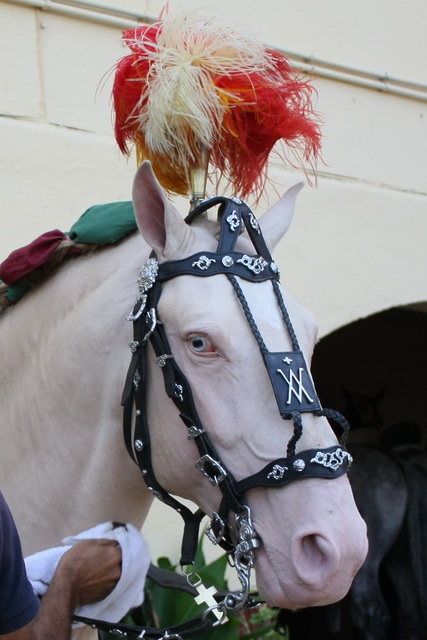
[
  {"xmin": 148, "ymin": 488, "xmax": 163, "ymax": 500},
  {"xmin": 222, "ymin": 255, "xmax": 234, "ymax": 267},
  {"xmin": 135, "ymin": 439, "xmax": 144, "ymax": 452},
  {"xmin": 187, "ymin": 425, "xmax": 204, "ymax": 439},
  {"xmin": 128, "ymin": 341, "xmax": 139, "ymax": 353},
  {"xmin": 293, "ymin": 459, "xmax": 306, "ymax": 472},
  {"xmin": 174, "ymin": 384, "xmax": 184, "ymax": 402},
  {"xmin": 270, "ymin": 262, "xmax": 279, "ymax": 273},
  {"xmin": 136, "ymin": 410, "xmax": 141, "ymax": 416},
  {"xmin": 133, "ymin": 371, "xmax": 141, "ymax": 389},
  {"xmin": 156, "ymin": 354, "xmax": 172, "ymax": 368}
]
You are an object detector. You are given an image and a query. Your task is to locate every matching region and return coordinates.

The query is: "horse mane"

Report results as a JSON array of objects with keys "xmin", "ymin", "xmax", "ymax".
[{"xmin": 0, "ymin": 235, "xmax": 133, "ymax": 317}]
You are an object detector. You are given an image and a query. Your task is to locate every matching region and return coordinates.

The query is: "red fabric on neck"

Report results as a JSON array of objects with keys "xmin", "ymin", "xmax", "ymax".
[{"xmin": 0, "ymin": 230, "xmax": 68, "ymax": 284}]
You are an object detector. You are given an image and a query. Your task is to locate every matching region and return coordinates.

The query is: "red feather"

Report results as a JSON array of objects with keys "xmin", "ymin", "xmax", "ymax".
[{"xmin": 112, "ymin": 19, "xmax": 322, "ymax": 199}]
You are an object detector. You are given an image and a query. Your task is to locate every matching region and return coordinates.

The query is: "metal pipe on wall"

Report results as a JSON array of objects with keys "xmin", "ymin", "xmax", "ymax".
[
  {"xmin": 3, "ymin": 0, "xmax": 427, "ymax": 103},
  {"xmin": 4, "ymin": 0, "xmax": 151, "ymax": 28}
]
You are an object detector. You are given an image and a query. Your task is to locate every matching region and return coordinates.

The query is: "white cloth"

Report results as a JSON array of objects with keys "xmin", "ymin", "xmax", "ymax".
[{"xmin": 24, "ymin": 521, "xmax": 150, "ymax": 627}]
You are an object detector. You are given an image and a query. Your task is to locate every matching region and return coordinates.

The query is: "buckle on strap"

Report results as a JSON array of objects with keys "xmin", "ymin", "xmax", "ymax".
[
  {"xmin": 195, "ymin": 455, "xmax": 227, "ymax": 485},
  {"xmin": 205, "ymin": 512, "xmax": 226, "ymax": 545}
]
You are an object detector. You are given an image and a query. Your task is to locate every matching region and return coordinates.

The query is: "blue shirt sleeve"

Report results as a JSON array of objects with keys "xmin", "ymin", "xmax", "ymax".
[{"xmin": 0, "ymin": 492, "xmax": 40, "ymax": 634}]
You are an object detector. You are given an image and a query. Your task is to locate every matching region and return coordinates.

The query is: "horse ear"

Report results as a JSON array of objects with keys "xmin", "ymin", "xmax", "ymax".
[
  {"xmin": 132, "ymin": 161, "xmax": 189, "ymax": 258},
  {"xmin": 258, "ymin": 182, "xmax": 304, "ymax": 251}
]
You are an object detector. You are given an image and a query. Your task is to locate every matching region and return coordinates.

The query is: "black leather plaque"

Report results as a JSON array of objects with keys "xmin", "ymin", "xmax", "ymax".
[{"xmin": 263, "ymin": 350, "xmax": 322, "ymax": 415}]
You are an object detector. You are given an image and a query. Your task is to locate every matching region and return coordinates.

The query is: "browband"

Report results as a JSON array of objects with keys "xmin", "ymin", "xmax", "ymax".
[{"xmin": 157, "ymin": 250, "xmax": 280, "ymax": 283}]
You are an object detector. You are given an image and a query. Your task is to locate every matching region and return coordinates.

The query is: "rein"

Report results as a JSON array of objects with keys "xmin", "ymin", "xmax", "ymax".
[{"xmin": 77, "ymin": 195, "xmax": 352, "ymax": 639}]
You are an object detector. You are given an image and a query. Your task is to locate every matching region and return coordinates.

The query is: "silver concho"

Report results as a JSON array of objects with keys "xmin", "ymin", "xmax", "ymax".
[
  {"xmin": 128, "ymin": 258, "xmax": 159, "ymax": 321},
  {"xmin": 222, "ymin": 255, "xmax": 234, "ymax": 267},
  {"xmin": 226, "ymin": 211, "xmax": 240, "ymax": 231},
  {"xmin": 137, "ymin": 257, "xmax": 159, "ymax": 295},
  {"xmin": 237, "ymin": 255, "xmax": 268, "ymax": 275},
  {"xmin": 248, "ymin": 213, "xmax": 260, "ymax": 233},
  {"xmin": 267, "ymin": 464, "xmax": 288, "ymax": 480},
  {"xmin": 293, "ymin": 459, "xmax": 306, "ymax": 472},
  {"xmin": 192, "ymin": 255, "xmax": 216, "ymax": 270},
  {"xmin": 310, "ymin": 448, "xmax": 353, "ymax": 471}
]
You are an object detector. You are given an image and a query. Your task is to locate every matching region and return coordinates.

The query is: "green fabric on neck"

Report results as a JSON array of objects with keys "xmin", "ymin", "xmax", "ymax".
[
  {"xmin": 3, "ymin": 282, "xmax": 29, "ymax": 302},
  {"xmin": 68, "ymin": 201, "xmax": 136, "ymax": 244}
]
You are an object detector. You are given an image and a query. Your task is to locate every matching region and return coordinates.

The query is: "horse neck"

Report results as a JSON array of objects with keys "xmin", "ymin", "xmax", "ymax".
[{"xmin": 0, "ymin": 234, "xmax": 155, "ymax": 554}]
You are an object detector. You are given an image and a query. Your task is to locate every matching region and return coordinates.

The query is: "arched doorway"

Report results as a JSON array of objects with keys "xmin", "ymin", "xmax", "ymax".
[{"xmin": 311, "ymin": 303, "xmax": 427, "ymax": 449}]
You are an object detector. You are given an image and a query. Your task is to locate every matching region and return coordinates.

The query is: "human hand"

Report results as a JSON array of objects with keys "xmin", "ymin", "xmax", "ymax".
[{"xmin": 56, "ymin": 539, "xmax": 122, "ymax": 606}]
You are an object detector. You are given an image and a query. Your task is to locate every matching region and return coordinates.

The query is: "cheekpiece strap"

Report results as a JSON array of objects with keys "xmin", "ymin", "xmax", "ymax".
[{"xmin": 235, "ymin": 445, "xmax": 353, "ymax": 494}]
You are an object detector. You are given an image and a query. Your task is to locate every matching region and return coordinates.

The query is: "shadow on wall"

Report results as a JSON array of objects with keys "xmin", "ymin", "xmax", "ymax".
[{"xmin": 311, "ymin": 305, "xmax": 427, "ymax": 448}]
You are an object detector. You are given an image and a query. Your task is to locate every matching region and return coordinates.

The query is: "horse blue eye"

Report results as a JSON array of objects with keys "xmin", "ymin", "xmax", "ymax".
[{"xmin": 190, "ymin": 336, "xmax": 213, "ymax": 353}]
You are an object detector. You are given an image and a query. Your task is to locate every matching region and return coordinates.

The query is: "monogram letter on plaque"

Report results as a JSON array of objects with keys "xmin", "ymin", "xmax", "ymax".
[{"xmin": 263, "ymin": 351, "xmax": 322, "ymax": 415}]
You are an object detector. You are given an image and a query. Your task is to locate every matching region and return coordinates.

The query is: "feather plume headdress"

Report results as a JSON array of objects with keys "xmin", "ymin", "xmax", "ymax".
[{"xmin": 113, "ymin": 11, "xmax": 322, "ymax": 200}]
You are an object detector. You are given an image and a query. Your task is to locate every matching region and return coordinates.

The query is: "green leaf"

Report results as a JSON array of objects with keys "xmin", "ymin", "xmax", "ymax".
[
  {"xmin": 157, "ymin": 556, "xmax": 177, "ymax": 572},
  {"xmin": 198, "ymin": 553, "xmax": 229, "ymax": 591}
]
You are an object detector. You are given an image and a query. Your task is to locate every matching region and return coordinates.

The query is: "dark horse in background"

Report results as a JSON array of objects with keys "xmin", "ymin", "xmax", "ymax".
[{"xmin": 280, "ymin": 396, "xmax": 427, "ymax": 640}]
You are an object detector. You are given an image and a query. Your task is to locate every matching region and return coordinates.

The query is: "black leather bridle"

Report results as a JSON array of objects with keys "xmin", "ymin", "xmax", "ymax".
[{"xmin": 76, "ymin": 196, "xmax": 353, "ymax": 638}]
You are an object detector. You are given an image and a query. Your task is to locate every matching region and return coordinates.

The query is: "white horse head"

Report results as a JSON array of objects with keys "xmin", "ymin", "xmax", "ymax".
[{"xmin": 130, "ymin": 162, "xmax": 368, "ymax": 608}]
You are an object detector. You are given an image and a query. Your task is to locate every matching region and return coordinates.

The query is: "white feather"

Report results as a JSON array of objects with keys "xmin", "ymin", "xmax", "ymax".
[{"xmin": 125, "ymin": 11, "xmax": 273, "ymax": 164}]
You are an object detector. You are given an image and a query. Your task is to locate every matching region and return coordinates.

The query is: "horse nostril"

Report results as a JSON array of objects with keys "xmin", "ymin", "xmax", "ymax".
[
  {"xmin": 293, "ymin": 531, "xmax": 341, "ymax": 588},
  {"xmin": 301, "ymin": 533, "xmax": 327, "ymax": 563}
]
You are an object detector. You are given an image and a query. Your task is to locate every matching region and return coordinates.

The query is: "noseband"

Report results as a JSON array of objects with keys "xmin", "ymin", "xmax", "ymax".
[{"xmin": 121, "ymin": 196, "xmax": 352, "ymax": 626}]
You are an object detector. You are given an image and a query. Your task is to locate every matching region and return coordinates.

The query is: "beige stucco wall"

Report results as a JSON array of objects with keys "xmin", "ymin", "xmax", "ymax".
[
  {"xmin": 1, "ymin": 0, "xmax": 426, "ymax": 562},
  {"xmin": 1, "ymin": 0, "xmax": 426, "ymax": 336}
]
